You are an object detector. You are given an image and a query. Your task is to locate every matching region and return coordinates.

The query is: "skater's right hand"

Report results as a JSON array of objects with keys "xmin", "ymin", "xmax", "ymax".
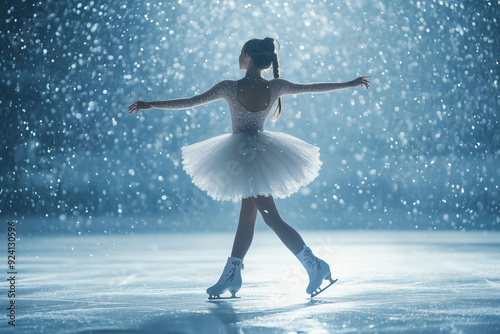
[
  {"xmin": 128, "ymin": 101, "xmax": 153, "ymax": 114},
  {"xmin": 350, "ymin": 76, "xmax": 371, "ymax": 89}
]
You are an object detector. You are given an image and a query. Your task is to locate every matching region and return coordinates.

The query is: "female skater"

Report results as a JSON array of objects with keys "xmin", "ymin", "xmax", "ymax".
[{"xmin": 128, "ymin": 37, "xmax": 370, "ymax": 298}]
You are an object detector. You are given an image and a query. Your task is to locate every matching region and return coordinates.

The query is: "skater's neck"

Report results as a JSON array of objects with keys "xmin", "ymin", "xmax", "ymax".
[{"xmin": 243, "ymin": 65, "xmax": 264, "ymax": 81}]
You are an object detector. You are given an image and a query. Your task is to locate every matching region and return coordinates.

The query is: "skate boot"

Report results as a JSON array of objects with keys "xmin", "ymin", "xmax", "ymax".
[
  {"xmin": 206, "ymin": 257, "xmax": 243, "ymax": 299},
  {"xmin": 296, "ymin": 246, "xmax": 337, "ymax": 297}
]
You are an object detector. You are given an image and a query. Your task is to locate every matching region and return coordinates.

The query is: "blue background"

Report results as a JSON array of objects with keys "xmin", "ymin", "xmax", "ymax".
[{"xmin": 1, "ymin": 0, "xmax": 499, "ymax": 234}]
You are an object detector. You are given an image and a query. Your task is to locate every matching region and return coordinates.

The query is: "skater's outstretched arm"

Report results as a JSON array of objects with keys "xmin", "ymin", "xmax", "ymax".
[
  {"xmin": 276, "ymin": 76, "xmax": 370, "ymax": 95},
  {"xmin": 128, "ymin": 80, "xmax": 230, "ymax": 114}
]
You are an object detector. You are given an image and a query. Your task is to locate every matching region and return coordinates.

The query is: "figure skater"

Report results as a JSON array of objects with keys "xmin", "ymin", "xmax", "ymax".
[{"xmin": 128, "ymin": 37, "xmax": 370, "ymax": 298}]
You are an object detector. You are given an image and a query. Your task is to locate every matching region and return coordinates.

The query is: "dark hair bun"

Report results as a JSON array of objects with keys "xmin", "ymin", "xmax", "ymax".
[
  {"xmin": 242, "ymin": 37, "xmax": 279, "ymax": 69},
  {"xmin": 263, "ymin": 37, "xmax": 275, "ymax": 53}
]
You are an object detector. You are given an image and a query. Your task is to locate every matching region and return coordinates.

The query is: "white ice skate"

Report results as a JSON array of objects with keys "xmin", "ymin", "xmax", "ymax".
[
  {"xmin": 206, "ymin": 257, "xmax": 243, "ymax": 299},
  {"xmin": 296, "ymin": 246, "xmax": 338, "ymax": 298}
]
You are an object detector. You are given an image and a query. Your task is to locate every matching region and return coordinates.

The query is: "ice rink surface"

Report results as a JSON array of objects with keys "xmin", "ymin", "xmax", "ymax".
[{"xmin": 2, "ymin": 230, "xmax": 499, "ymax": 333}]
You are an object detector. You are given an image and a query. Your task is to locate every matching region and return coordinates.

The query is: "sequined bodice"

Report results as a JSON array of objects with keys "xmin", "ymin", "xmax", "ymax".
[{"xmin": 226, "ymin": 81, "xmax": 276, "ymax": 133}]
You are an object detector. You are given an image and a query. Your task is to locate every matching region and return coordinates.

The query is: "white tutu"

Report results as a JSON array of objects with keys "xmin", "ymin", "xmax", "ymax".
[{"xmin": 181, "ymin": 130, "xmax": 322, "ymax": 201}]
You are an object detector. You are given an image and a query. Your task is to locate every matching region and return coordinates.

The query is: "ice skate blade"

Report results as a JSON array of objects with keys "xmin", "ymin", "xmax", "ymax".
[
  {"xmin": 207, "ymin": 289, "xmax": 240, "ymax": 300},
  {"xmin": 309, "ymin": 276, "xmax": 338, "ymax": 298},
  {"xmin": 207, "ymin": 296, "xmax": 241, "ymax": 301},
  {"xmin": 208, "ymin": 296, "xmax": 241, "ymax": 302}
]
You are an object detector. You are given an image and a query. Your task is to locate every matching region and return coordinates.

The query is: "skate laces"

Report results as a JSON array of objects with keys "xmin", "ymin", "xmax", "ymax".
[
  {"xmin": 303, "ymin": 248, "xmax": 321, "ymax": 274},
  {"xmin": 225, "ymin": 260, "xmax": 243, "ymax": 281},
  {"xmin": 304, "ymin": 248, "xmax": 317, "ymax": 266},
  {"xmin": 230, "ymin": 259, "xmax": 244, "ymax": 270}
]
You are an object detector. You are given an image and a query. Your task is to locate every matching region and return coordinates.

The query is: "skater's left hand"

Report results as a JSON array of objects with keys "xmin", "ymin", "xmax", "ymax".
[
  {"xmin": 128, "ymin": 101, "xmax": 153, "ymax": 114},
  {"xmin": 350, "ymin": 76, "xmax": 371, "ymax": 89}
]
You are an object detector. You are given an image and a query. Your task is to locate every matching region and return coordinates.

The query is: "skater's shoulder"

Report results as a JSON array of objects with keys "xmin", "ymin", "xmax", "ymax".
[
  {"xmin": 211, "ymin": 79, "xmax": 236, "ymax": 88},
  {"xmin": 269, "ymin": 78, "xmax": 295, "ymax": 89}
]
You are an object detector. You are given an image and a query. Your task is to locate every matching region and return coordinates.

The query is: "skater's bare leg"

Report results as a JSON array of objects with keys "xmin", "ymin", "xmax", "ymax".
[
  {"xmin": 251, "ymin": 195, "xmax": 305, "ymax": 255},
  {"xmin": 231, "ymin": 197, "xmax": 258, "ymax": 259}
]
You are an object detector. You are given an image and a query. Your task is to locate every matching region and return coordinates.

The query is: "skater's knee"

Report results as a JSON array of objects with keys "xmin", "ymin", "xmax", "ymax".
[
  {"xmin": 250, "ymin": 195, "xmax": 286, "ymax": 228},
  {"xmin": 262, "ymin": 214, "xmax": 285, "ymax": 229}
]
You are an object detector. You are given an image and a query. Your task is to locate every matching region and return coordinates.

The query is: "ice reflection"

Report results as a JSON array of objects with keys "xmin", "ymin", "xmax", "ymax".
[{"xmin": 2, "ymin": 231, "xmax": 499, "ymax": 333}]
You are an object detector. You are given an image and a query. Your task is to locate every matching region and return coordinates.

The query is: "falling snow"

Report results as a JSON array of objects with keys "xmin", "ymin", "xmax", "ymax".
[{"xmin": 1, "ymin": 0, "xmax": 499, "ymax": 232}]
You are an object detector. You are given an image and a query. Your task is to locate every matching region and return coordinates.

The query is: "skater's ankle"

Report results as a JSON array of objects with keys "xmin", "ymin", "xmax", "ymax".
[
  {"xmin": 294, "ymin": 244, "xmax": 309, "ymax": 256},
  {"xmin": 229, "ymin": 255, "xmax": 244, "ymax": 261}
]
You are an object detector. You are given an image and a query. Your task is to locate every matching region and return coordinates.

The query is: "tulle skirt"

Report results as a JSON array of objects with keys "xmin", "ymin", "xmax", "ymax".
[{"xmin": 180, "ymin": 130, "xmax": 322, "ymax": 201}]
